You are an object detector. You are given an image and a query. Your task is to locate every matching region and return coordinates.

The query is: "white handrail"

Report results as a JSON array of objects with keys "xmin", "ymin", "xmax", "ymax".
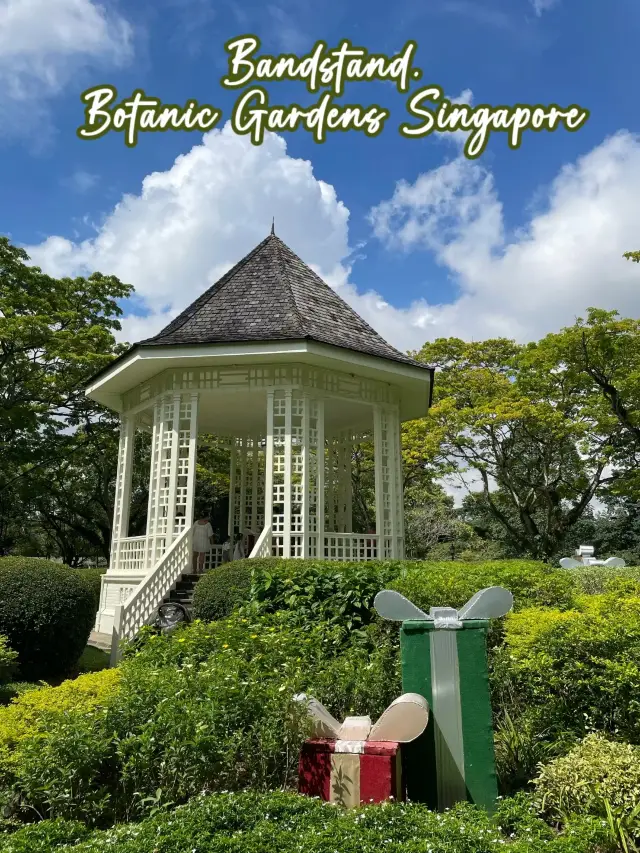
[
  {"xmin": 110, "ymin": 526, "xmax": 192, "ymax": 665},
  {"xmin": 249, "ymin": 525, "xmax": 272, "ymax": 558}
]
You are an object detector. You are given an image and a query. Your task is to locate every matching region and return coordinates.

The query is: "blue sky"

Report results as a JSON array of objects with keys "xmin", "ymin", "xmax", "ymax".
[{"xmin": 2, "ymin": 0, "xmax": 640, "ymax": 351}]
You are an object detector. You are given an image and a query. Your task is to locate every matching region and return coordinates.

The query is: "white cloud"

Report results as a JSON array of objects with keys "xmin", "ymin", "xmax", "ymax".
[
  {"xmin": 26, "ymin": 124, "xmax": 353, "ymax": 343},
  {"xmin": 0, "ymin": 0, "xmax": 132, "ymax": 140},
  {"xmin": 63, "ymin": 170, "xmax": 99, "ymax": 193},
  {"xmin": 22, "ymin": 120, "xmax": 640, "ymax": 364},
  {"xmin": 531, "ymin": 0, "xmax": 560, "ymax": 15},
  {"xmin": 369, "ymin": 130, "xmax": 640, "ymax": 342}
]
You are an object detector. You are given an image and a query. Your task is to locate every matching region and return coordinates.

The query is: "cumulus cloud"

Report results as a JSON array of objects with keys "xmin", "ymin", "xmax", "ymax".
[
  {"xmin": 26, "ymin": 124, "xmax": 354, "ymax": 343},
  {"xmin": 370, "ymin": 130, "xmax": 640, "ymax": 342},
  {"xmin": 23, "ymin": 120, "xmax": 640, "ymax": 356},
  {"xmin": 0, "ymin": 0, "xmax": 133, "ymax": 141}
]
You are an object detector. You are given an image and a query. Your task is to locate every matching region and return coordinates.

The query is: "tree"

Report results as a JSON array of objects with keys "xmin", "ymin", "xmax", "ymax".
[
  {"xmin": 0, "ymin": 235, "xmax": 132, "ymax": 554},
  {"xmin": 531, "ymin": 308, "xmax": 640, "ymax": 495},
  {"xmin": 407, "ymin": 336, "xmax": 621, "ymax": 561},
  {"xmin": 624, "ymin": 251, "xmax": 640, "ymax": 263}
]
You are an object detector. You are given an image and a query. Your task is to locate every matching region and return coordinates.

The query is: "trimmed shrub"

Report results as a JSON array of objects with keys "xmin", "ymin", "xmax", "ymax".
[
  {"xmin": 192, "ymin": 561, "xmax": 252, "ymax": 621},
  {"xmin": 0, "ymin": 558, "xmax": 96, "ymax": 680},
  {"xmin": 0, "ymin": 791, "xmax": 610, "ymax": 853},
  {"xmin": 0, "ymin": 636, "xmax": 17, "ymax": 685},
  {"xmin": 570, "ymin": 564, "xmax": 640, "ymax": 597},
  {"xmin": 491, "ymin": 594, "xmax": 640, "ymax": 744},
  {"xmin": 535, "ymin": 734, "xmax": 640, "ymax": 820},
  {"xmin": 390, "ymin": 560, "xmax": 576, "ymax": 615},
  {"xmin": 0, "ymin": 668, "xmax": 120, "ymax": 762},
  {"xmin": 74, "ymin": 568, "xmax": 105, "ymax": 613},
  {"xmin": 2, "ymin": 614, "xmax": 398, "ymax": 825},
  {"xmin": 247, "ymin": 558, "xmax": 398, "ymax": 632}
]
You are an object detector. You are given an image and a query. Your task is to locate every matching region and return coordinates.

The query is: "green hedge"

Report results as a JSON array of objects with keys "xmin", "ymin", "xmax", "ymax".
[
  {"xmin": 389, "ymin": 560, "xmax": 576, "ymax": 614},
  {"xmin": 247, "ymin": 558, "xmax": 399, "ymax": 631},
  {"xmin": 192, "ymin": 562, "xmax": 252, "ymax": 621},
  {"xmin": 0, "ymin": 558, "xmax": 95, "ymax": 681},
  {"xmin": 0, "ymin": 614, "xmax": 398, "ymax": 826},
  {"xmin": 491, "ymin": 593, "xmax": 640, "ymax": 746},
  {"xmin": 0, "ymin": 791, "xmax": 610, "ymax": 853},
  {"xmin": 73, "ymin": 568, "xmax": 105, "ymax": 613}
]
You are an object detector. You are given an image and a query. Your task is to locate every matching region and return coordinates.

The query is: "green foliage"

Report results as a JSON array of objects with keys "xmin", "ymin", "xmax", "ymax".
[
  {"xmin": 535, "ymin": 734, "xmax": 640, "ymax": 821},
  {"xmin": 409, "ymin": 334, "xmax": 618, "ymax": 561},
  {"xmin": 492, "ymin": 595, "xmax": 640, "ymax": 745},
  {"xmin": 0, "ymin": 791, "xmax": 610, "ymax": 853},
  {"xmin": 74, "ymin": 568, "xmax": 105, "ymax": 612},
  {"xmin": 192, "ymin": 561, "xmax": 252, "ymax": 621},
  {"xmin": 0, "ymin": 236, "xmax": 131, "ymax": 557},
  {"xmin": 570, "ymin": 564, "xmax": 640, "ymax": 596},
  {"xmin": 0, "ymin": 818, "xmax": 89, "ymax": 852},
  {"xmin": 247, "ymin": 558, "xmax": 399, "ymax": 633},
  {"xmin": 0, "ymin": 558, "xmax": 96, "ymax": 680},
  {"xmin": 390, "ymin": 559, "xmax": 575, "ymax": 616},
  {"xmin": 0, "ymin": 638, "xmax": 17, "ymax": 686},
  {"xmin": 1, "ymin": 614, "xmax": 398, "ymax": 825},
  {"xmin": 0, "ymin": 669, "xmax": 119, "ymax": 760}
]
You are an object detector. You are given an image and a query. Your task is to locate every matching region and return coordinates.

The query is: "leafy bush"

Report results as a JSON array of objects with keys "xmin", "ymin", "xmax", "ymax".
[
  {"xmin": 74, "ymin": 568, "xmax": 105, "ymax": 613},
  {"xmin": 247, "ymin": 558, "xmax": 399, "ymax": 632},
  {"xmin": 0, "ymin": 669, "xmax": 119, "ymax": 764},
  {"xmin": 491, "ymin": 594, "xmax": 640, "ymax": 744},
  {"xmin": 535, "ymin": 734, "xmax": 640, "ymax": 820},
  {"xmin": 0, "ymin": 637, "xmax": 17, "ymax": 685},
  {"xmin": 390, "ymin": 560, "xmax": 576, "ymax": 616},
  {"xmin": 192, "ymin": 561, "xmax": 252, "ymax": 621},
  {"xmin": 0, "ymin": 818, "xmax": 88, "ymax": 851},
  {"xmin": 1, "ymin": 614, "xmax": 398, "ymax": 825},
  {"xmin": 0, "ymin": 558, "xmax": 96, "ymax": 680},
  {"xmin": 0, "ymin": 791, "xmax": 611, "ymax": 853},
  {"xmin": 570, "ymin": 564, "xmax": 640, "ymax": 597}
]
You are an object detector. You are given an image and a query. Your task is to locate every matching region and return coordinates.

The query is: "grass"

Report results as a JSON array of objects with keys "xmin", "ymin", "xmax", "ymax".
[{"xmin": 76, "ymin": 645, "xmax": 109, "ymax": 673}]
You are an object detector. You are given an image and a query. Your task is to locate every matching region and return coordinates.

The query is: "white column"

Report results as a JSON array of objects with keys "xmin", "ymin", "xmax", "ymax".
[
  {"xmin": 283, "ymin": 389, "xmax": 293, "ymax": 558},
  {"xmin": 183, "ymin": 393, "xmax": 199, "ymax": 536},
  {"xmin": 264, "ymin": 391, "xmax": 275, "ymax": 529},
  {"xmin": 239, "ymin": 437, "xmax": 248, "ymax": 534},
  {"xmin": 110, "ymin": 415, "xmax": 135, "ymax": 571},
  {"xmin": 145, "ymin": 399, "xmax": 166, "ymax": 569},
  {"xmin": 316, "ymin": 399, "xmax": 325, "ymax": 559},
  {"xmin": 302, "ymin": 395, "xmax": 310, "ymax": 558},
  {"xmin": 251, "ymin": 435, "xmax": 259, "ymax": 533},
  {"xmin": 227, "ymin": 440, "xmax": 236, "ymax": 537},
  {"xmin": 387, "ymin": 407, "xmax": 401, "ymax": 559},
  {"xmin": 165, "ymin": 393, "xmax": 182, "ymax": 542}
]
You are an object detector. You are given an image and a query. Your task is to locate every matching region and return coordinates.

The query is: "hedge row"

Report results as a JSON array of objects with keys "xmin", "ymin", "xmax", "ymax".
[{"xmin": 0, "ymin": 791, "xmax": 610, "ymax": 853}]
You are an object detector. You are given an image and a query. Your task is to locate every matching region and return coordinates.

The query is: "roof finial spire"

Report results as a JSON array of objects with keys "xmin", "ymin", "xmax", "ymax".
[{"xmin": 270, "ymin": 217, "xmax": 275, "ymax": 236}]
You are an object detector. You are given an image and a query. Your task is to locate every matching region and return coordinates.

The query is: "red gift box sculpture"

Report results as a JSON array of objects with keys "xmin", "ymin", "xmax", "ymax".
[{"xmin": 295, "ymin": 693, "xmax": 430, "ymax": 808}]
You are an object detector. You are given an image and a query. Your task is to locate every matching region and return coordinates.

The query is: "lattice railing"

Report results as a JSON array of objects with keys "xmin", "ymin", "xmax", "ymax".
[
  {"xmin": 319, "ymin": 533, "xmax": 399, "ymax": 562},
  {"xmin": 249, "ymin": 526, "xmax": 272, "ymax": 558},
  {"xmin": 116, "ymin": 536, "xmax": 146, "ymax": 573},
  {"xmin": 203, "ymin": 545, "xmax": 225, "ymax": 570},
  {"xmin": 111, "ymin": 526, "xmax": 192, "ymax": 664}
]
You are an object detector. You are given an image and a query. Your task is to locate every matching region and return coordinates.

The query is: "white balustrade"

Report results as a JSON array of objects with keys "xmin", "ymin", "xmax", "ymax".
[
  {"xmin": 203, "ymin": 545, "xmax": 225, "ymax": 571},
  {"xmin": 250, "ymin": 525, "xmax": 272, "ymax": 558},
  {"xmin": 111, "ymin": 526, "xmax": 192, "ymax": 664},
  {"xmin": 115, "ymin": 536, "xmax": 146, "ymax": 572},
  {"xmin": 320, "ymin": 533, "xmax": 400, "ymax": 562}
]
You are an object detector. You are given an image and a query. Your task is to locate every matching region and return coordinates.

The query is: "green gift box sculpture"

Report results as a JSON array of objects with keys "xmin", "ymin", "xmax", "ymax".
[{"xmin": 374, "ymin": 586, "xmax": 513, "ymax": 814}]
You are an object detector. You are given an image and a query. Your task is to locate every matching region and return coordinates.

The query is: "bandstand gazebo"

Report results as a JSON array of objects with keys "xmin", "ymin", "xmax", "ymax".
[{"xmin": 85, "ymin": 231, "xmax": 434, "ymax": 655}]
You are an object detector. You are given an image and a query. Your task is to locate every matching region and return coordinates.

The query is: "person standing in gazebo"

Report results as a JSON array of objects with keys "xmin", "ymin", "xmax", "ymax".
[{"xmin": 192, "ymin": 517, "xmax": 214, "ymax": 574}]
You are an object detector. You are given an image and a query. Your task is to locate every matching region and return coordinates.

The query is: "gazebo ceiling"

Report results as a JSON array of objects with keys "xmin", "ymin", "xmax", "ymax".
[{"xmin": 85, "ymin": 232, "xmax": 434, "ymax": 422}]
